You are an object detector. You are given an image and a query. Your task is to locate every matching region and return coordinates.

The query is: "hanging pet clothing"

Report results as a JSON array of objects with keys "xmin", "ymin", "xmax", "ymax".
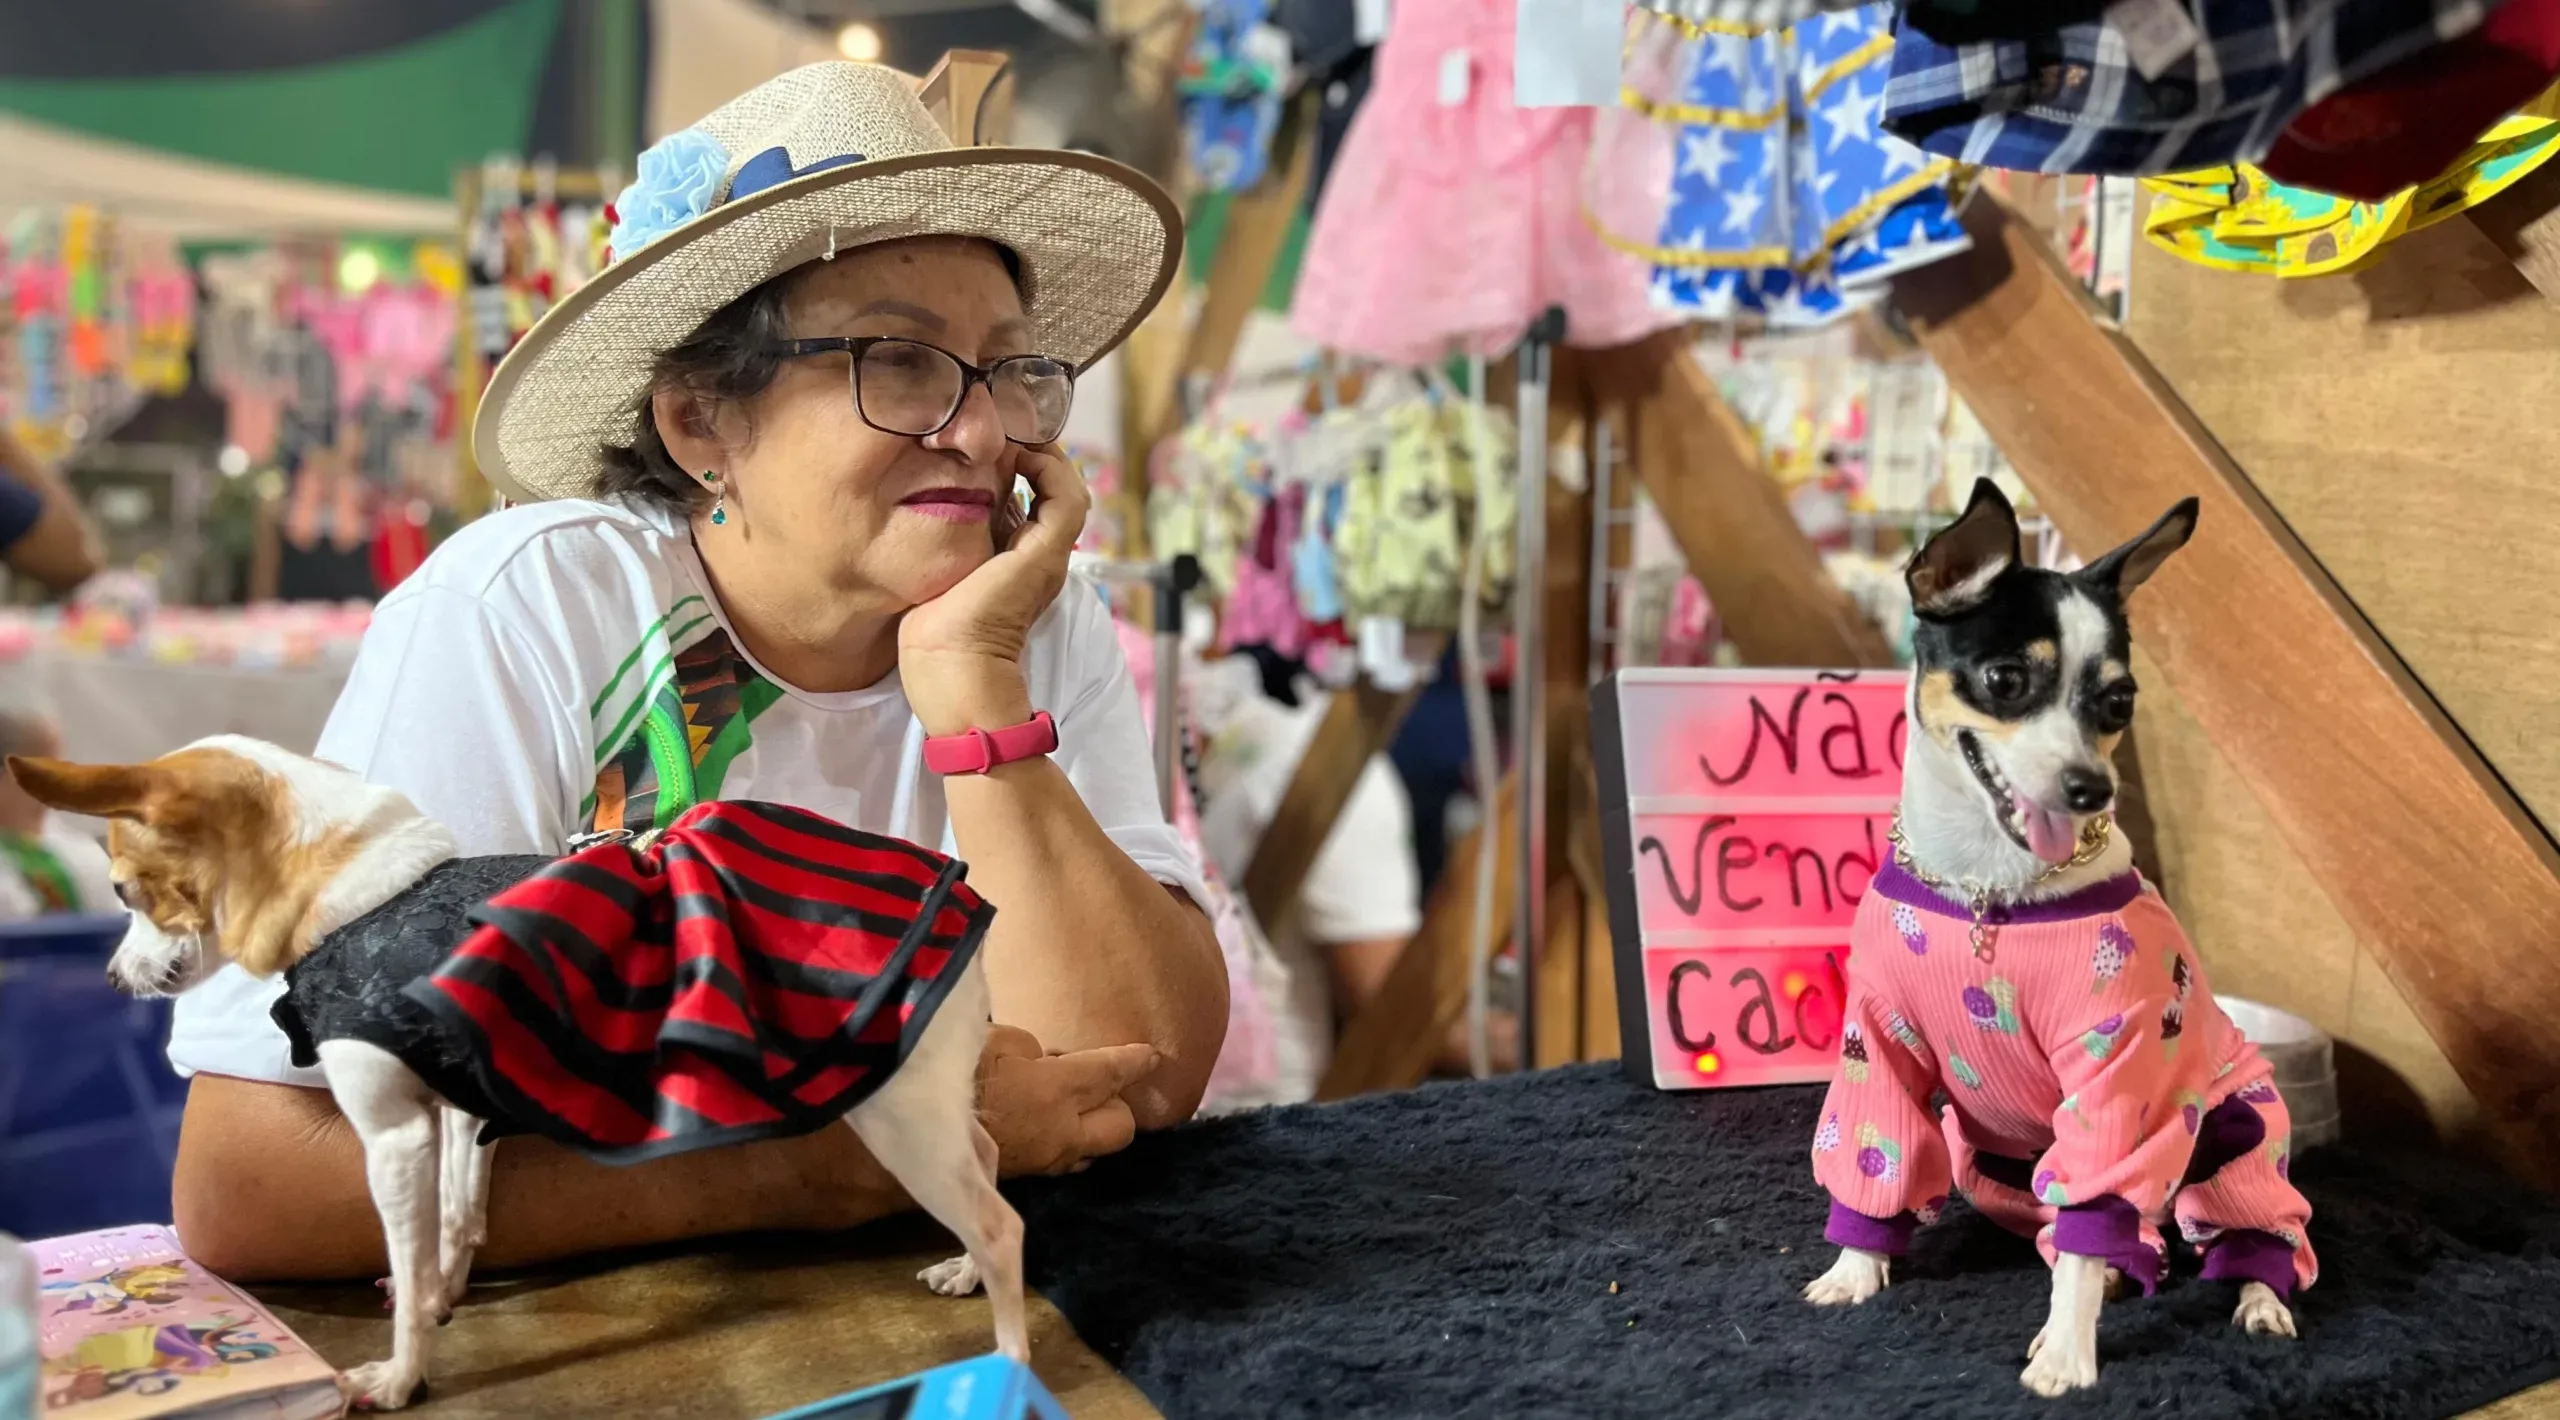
[
  {"xmin": 1592, "ymin": 6, "xmax": 1973, "ymax": 329},
  {"xmin": 1291, "ymin": 0, "xmax": 1678, "ymax": 363},
  {"xmin": 1147, "ymin": 422, "xmax": 1260, "ymax": 600},
  {"xmin": 1882, "ymin": 0, "xmax": 2503, "ymax": 178},
  {"xmin": 2257, "ymin": 0, "xmax": 2560, "ymax": 200},
  {"xmin": 1631, "ymin": 0, "xmax": 1877, "ymax": 30},
  {"xmin": 1222, "ymin": 484, "xmax": 1311, "ymax": 657},
  {"xmin": 1273, "ymin": 0, "xmax": 1378, "ymax": 204},
  {"xmin": 1182, "ymin": 0, "xmax": 1292, "ymax": 192},
  {"xmin": 2143, "ymin": 92, "xmax": 2560, "ymax": 277},
  {"xmin": 270, "ymin": 801, "xmax": 995, "ymax": 1164},
  {"xmin": 1337, "ymin": 395, "xmax": 1467, "ymax": 626}
]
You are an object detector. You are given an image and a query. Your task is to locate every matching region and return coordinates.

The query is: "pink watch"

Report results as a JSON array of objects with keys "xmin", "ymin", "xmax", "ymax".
[{"xmin": 921, "ymin": 710, "xmax": 1059, "ymax": 775}]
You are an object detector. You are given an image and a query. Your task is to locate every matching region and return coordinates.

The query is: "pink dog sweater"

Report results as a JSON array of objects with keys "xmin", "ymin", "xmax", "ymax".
[{"xmin": 1813, "ymin": 861, "xmax": 2317, "ymax": 1297}]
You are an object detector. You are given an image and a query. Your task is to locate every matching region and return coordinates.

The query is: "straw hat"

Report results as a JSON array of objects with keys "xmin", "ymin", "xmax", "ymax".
[{"xmin": 473, "ymin": 61, "xmax": 1182, "ymax": 504}]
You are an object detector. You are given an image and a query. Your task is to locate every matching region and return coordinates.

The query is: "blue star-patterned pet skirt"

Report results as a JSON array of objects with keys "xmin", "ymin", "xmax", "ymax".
[{"xmin": 1592, "ymin": 5, "xmax": 1973, "ymax": 328}]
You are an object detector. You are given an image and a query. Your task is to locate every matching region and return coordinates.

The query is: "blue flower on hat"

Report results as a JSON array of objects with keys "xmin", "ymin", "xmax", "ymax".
[{"xmin": 609, "ymin": 127, "xmax": 730, "ymax": 259}]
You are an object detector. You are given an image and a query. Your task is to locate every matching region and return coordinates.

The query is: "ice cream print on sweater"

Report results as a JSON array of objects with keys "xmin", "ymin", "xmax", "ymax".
[{"xmin": 1809, "ymin": 868, "xmax": 2319, "ymax": 1300}]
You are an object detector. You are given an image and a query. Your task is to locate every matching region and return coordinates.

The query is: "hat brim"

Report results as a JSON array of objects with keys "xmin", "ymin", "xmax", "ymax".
[{"xmin": 474, "ymin": 147, "xmax": 1182, "ymax": 504}]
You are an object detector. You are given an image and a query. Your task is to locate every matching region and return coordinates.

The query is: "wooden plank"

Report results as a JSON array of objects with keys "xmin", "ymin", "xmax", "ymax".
[
  {"xmin": 2469, "ymin": 155, "xmax": 2560, "ymax": 308},
  {"xmin": 1579, "ymin": 333, "xmax": 1896, "ymax": 669},
  {"xmin": 2469, "ymin": 1381, "xmax": 2560, "ymax": 1419},
  {"xmin": 257, "ymin": 1232, "xmax": 1157, "ymax": 1420},
  {"xmin": 1320, "ymin": 770, "xmax": 1521, "ymax": 1101},
  {"xmin": 1241, "ymin": 679, "xmax": 1422, "ymax": 943},
  {"xmin": 916, "ymin": 50, "xmax": 1012, "ymax": 146},
  {"xmin": 1895, "ymin": 191, "xmax": 2560, "ymax": 1184},
  {"xmin": 1580, "ymin": 866, "xmax": 1619, "ymax": 1061},
  {"xmin": 1530, "ymin": 357, "xmax": 1595, "ymax": 1069},
  {"xmin": 1536, "ymin": 873, "xmax": 1584, "ymax": 1069},
  {"xmin": 1179, "ymin": 102, "xmax": 1311, "ymax": 383}
]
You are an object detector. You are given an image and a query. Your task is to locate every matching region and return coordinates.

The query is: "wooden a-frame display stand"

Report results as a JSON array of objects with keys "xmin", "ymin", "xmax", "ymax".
[{"xmin": 1222, "ymin": 178, "xmax": 2560, "ymax": 1210}]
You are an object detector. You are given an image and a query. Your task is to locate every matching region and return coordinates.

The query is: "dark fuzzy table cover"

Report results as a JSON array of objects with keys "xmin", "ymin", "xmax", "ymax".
[{"xmin": 1013, "ymin": 1064, "xmax": 2560, "ymax": 1420}]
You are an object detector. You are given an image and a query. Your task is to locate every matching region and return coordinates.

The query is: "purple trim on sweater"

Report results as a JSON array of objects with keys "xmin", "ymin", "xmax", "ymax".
[
  {"xmin": 2201, "ymin": 1228, "xmax": 2298, "ymax": 1299},
  {"xmin": 1870, "ymin": 861, "xmax": 2145, "ymax": 924},
  {"xmin": 2052, "ymin": 1195, "xmax": 2164, "ymax": 1295},
  {"xmin": 2183, "ymin": 1093, "xmax": 2269, "ymax": 1188},
  {"xmin": 1826, "ymin": 1200, "xmax": 1916, "ymax": 1256}
]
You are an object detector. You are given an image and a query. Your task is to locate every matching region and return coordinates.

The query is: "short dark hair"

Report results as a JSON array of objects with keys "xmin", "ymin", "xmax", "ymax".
[
  {"xmin": 595, "ymin": 240, "xmax": 1029, "ymax": 513},
  {"xmin": 595, "ymin": 269, "xmax": 803, "ymax": 512}
]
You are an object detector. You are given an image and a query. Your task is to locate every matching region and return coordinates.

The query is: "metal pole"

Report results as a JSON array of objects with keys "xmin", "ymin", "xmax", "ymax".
[
  {"xmin": 1511, "ymin": 306, "xmax": 1564, "ymax": 1069},
  {"xmin": 1150, "ymin": 556, "xmax": 1199, "ymax": 820},
  {"xmin": 1585, "ymin": 415, "xmax": 1613, "ymax": 686}
]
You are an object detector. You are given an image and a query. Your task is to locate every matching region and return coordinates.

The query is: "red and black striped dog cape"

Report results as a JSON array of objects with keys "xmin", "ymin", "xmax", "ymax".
[{"xmin": 272, "ymin": 800, "xmax": 995, "ymax": 1164}]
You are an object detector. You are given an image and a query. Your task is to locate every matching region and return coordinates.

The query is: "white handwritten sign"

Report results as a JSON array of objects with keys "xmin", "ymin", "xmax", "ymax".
[{"xmin": 1591, "ymin": 668, "xmax": 1909, "ymax": 1090}]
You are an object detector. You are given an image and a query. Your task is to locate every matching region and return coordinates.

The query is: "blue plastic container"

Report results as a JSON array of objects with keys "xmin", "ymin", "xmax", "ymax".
[
  {"xmin": 762, "ymin": 1355, "xmax": 1068, "ymax": 1420},
  {"xmin": 0, "ymin": 914, "xmax": 183, "ymax": 1239}
]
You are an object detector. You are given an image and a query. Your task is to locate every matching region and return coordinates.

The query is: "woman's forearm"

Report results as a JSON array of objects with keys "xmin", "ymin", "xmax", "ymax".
[
  {"xmin": 0, "ymin": 431, "xmax": 101, "ymax": 591},
  {"xmin": 172, "ymin": 1075, "xmax": 902, "ymax": 1281},
  {"xmin": 943, "ymin": 755, "xmax": 1229, "ymax": 1129}
]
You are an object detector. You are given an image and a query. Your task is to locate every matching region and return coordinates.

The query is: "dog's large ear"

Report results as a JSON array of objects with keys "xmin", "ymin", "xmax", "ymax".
[
  {"xmin": 1906, "ymin": 478, "xmax": 2021, "ymax": 619},
  {"xmin": 2077, "ymin": 498, "xmax": 2198, "ymax": 599},
  {"xmin": 7, "ymin": 756, "xmax": 158, "ymax": 819}
]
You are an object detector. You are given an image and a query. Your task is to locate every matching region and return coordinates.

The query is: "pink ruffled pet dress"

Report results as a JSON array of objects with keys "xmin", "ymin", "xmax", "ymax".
[{"xmin": 1290, "ymin": 0, "xmax": 1678, "ymax": 364}]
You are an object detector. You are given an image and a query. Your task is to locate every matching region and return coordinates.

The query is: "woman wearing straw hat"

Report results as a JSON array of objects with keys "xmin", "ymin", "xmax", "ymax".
[{"xmin": 161, "ymin": 63, "xmax": 1227, "ymax": 1280}]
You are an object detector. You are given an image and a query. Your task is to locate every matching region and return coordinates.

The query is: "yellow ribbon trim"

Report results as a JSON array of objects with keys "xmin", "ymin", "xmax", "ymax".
[
  {"xmin": 1581, "ymin": 162, "xmax": 1964, "ymax": 272},
  {"xmin": 1803, "ymin": 32, "xmax": 1895, "ymax": 103},
  {"xmin": 1620, "ymin": 84, "xmax": 1788, "ymax": 130},
  {"xmin": 1618, "ymin": 22, "xmax": 1890, "ymax": 127},
  {"xmin": 1639, "ymin": 8, "xmax": 1772, "ymax": 37}
]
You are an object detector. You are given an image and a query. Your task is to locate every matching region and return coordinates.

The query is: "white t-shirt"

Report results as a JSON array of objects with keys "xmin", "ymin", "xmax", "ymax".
[
  {"xmin": 169, "ymin": 495, "xmax": 1208, "ymax": 1086},
  {"xmin": 1195, "ymin": 685, "xmax": 1421, "ymax": 1108}
]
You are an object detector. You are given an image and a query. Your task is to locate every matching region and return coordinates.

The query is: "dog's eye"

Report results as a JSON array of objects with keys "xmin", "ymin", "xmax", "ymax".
[
  {"xmin": 2095, "ymin": 684, "xmax": 2138, "ymax": 729},
  {"xmin": 1980, "ymin": 664, "xmax": 2029, "ymax": 703}
]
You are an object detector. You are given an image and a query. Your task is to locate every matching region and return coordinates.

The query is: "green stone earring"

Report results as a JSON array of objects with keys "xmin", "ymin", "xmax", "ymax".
[{"xmin": 704, "ymin": 470, "xmax": 726, "ymax": 526}]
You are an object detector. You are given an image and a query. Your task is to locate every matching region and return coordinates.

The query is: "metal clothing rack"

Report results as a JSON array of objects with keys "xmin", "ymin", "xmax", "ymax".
[
  {"xmin": 1510, "ymin": 307, "xmax": 1566, "ymax": 1066},
  {"xmin": 1074, "ymin": 551, "xmax": 1204, "ymax": 819}
]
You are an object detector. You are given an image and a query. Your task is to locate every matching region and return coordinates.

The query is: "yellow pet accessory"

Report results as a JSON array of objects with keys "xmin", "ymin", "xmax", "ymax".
[{"xmin": 2143, "ymin": 94, "xmax": 2560, "ymax": 278}]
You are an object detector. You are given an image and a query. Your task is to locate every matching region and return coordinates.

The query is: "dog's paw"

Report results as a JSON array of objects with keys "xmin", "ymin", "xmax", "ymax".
[
  {"xmin": 2234, "ymin": 1282, "xmax": 2296, "ymax": 1338},
  {"xmin": 340, "ymin": 1360, "xmax": 425, "ymax": 1411},
  {"xmin": 2020, "ymin": 1331, "xmax": 2099, "ymax": 1397},
  {"xmin": 918, "ymin": 1254, "xmax": 982, "ymax": 1298},
  {"xmin": 1802, "ymin": 1248, "xmax": 1889, "ymax": 1306}
]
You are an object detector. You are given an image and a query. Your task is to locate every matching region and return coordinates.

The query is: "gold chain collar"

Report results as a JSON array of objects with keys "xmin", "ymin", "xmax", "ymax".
[{"xmin": 1884, "ymin": 813, "xmax": 2113, "ymax": 964}]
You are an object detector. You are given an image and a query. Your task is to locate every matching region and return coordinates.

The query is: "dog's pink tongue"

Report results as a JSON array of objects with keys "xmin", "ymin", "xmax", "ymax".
[{"xmin": 2015, "ymin": 792, "xmax": 2080, "ymax": 864}]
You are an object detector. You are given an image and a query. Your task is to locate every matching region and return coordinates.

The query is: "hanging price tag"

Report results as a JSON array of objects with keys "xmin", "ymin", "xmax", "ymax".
[
  {"xmin": 1438, "ymin": 48, "xmax": 1471, "ymax": 106},
  {"xmin": 2107, "ymin": 0, "xmax": 2201, "ymax": 80},
  {"xmin": 1514, "ymin": 0, "xmax": 1623, "ymax": 107},
  {"xmin": 1355, "ymin": 0, "xmax": 1392, "ymax": 45}
]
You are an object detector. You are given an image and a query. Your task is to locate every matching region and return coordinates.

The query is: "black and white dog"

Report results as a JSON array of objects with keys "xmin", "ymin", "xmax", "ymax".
[{"xmin": 1805, "ymin": 480, "xmax": 2304, "ymax": 1395}]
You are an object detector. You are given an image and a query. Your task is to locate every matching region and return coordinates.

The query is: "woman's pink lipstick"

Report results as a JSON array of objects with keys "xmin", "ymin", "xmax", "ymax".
[{"xmin": 900, "ymin": 486, "xmax": 995, "ymax": 523}]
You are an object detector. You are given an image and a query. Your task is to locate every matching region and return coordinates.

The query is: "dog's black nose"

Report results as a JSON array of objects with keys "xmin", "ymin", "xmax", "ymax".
[{"xmin": 2060, "ymin": 768, "xmax": 2114, "ymax": 814}]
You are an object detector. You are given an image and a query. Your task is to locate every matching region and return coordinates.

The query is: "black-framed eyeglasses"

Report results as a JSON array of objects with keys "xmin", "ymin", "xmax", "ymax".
[{"xmin": 770, "ymin": 337, "xmax": 1078, "ymax": 446}]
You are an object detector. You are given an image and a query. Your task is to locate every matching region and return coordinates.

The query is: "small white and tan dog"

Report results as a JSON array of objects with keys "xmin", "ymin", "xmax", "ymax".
[{"xmin": 10, "ymin": 735, "xmax": 1026, "ymax": 1410}]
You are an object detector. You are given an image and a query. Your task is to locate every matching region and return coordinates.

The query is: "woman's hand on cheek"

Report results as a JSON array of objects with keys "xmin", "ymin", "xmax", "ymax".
[{"xmin": 899, "ymin": 443, "xmax": 1090, "ymax": 736}]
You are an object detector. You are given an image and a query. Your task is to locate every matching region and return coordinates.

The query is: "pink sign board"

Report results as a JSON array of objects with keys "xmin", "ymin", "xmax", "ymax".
[{"xmin": 1591, "ymin": 669, "xmax": 1909, "ymax": 1091}]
